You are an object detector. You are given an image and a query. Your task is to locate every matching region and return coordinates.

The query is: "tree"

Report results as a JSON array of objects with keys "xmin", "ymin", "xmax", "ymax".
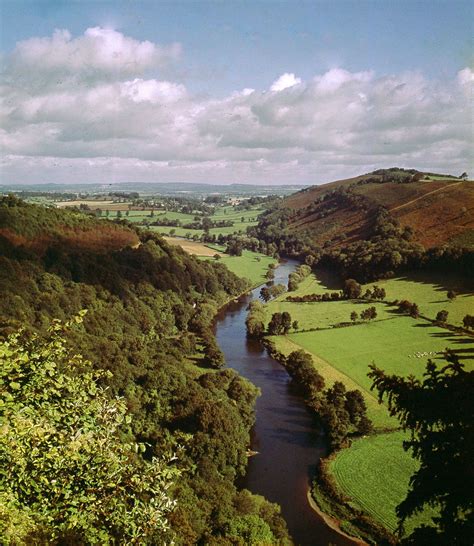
[
  {"xmin": 350, "ymin": 311, "xmax": 358, "ymax": 323},
  {"xmin": 260, "ymin": 286, "xmax": 271, "ymax": 303},
  {"xmin": 265, "ymin": 269, "xmax": 275, "ymax": 281},
  {"xmin": 459, "ymin": 172, "xmax": 468, "ymax": 180},
  {"xmin": 343, "ymin": 279, "xmax": 362, "ymax": 299},
  {"xmin": 292, "ymin": 320, "xmax": 299, "ymax": 331},
  {"xmin": 281, "ymin": 311, "xmax": 292, "ymax": 334},
  {"xmin": 227, "ymin": 240, "xmax": 243, "ymax": 256},
  {"xmin": 268, "ymin": 313, "xmax": 283, "ymax": 335},
  {"xmin": 435, "ymin": 310, "xmax": 449, "ymax": 323},
  {"xmin": 369, "ymin": 354, "xmax": 474, "ymax": 544},
  {"xmin": 462, "ymin": 314, "xmax": 474, "ymax": 329},
  {"xmin": 0, "ymin": 318, "xmax": 178, "ymax": 544},
  {"xmin": 447, "ymin": 290, "xmax": 456, "ymax": 301}
]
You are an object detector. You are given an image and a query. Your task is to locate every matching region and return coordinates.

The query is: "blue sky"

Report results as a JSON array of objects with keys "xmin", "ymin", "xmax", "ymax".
[
  {"xmin": 2, "ymin": 1, "xmax": 472, "ymax": 94},
  {"xmin": 0, "ymin": 1, "xmax": 472, "ymax": 184}
]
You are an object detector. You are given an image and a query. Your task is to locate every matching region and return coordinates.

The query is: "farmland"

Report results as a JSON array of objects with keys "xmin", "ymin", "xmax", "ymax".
[
  {"xmin": 328, "ymin": 431, "xmax": 436, "ymax": 534},
  {"xmin": 218, "ymin": 250, "xmax": 276, "ymax": 287},
  {"xmin": 264, "ymin": 269, "xmax": 474, "ymax": 530}
]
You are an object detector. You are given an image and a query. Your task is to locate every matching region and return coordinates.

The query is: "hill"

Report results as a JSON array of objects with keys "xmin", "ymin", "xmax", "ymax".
[
  {"xmin": 0, "ymin": 197, "xmax": 292, "ymax": 545},
  {"xmin": 284, "ymin": 168, "xmax": 473, "ymax": 249}
]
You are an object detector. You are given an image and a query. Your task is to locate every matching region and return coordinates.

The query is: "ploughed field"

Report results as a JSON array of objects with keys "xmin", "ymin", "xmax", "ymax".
[{"xmin": 265, "ymin": 271, "xmax": 474, "ymax": 531}]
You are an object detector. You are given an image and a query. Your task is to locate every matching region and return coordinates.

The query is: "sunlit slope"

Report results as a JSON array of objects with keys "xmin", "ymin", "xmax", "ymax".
[{"xmin": 283, "ymin": 169, "xmax": 474, "ymax": 249}]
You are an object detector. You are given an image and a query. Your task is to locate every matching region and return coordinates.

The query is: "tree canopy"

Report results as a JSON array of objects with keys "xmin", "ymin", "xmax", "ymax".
[
  {"xmin": 0, "ymin": 317, "xmax": 178, "ymax": 544},
  {"xmin": 369, "ymin": 353, "xmax": 474, "ymax": 544}
]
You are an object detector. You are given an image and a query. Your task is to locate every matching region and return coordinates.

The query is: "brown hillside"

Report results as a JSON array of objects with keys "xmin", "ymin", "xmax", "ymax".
[{"xmin": 284, "ymin": 172, "xmax": 474, "ymax": 249}]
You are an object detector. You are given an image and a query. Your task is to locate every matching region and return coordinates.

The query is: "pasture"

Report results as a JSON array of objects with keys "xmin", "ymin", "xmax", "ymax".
[
  {"xmin": 265, "ymin": 271, "xmax": 474, "ymax": 428},
  {"xmin": 265, "ymin": 268, "xmax": 473, "ymax": 534},
  {"xmin": 218, "ymin": 250, "xmax": 276, "ymax": 287},
  {"xmin": 166, "ymin": 237, "xmax": 276, "ymax": 288},
  {"xmin": 329, "ymin": 431, "xmax": 435, "ymax": 534}
]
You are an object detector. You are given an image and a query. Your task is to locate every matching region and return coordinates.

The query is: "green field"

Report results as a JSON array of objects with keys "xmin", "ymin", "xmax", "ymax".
[
  {"xmin": 329, "ymin": 431, "xmax": 436, "ymax": 534},
  {"xmin": 202, "ymin": 247, "xmax": 276, "ymax": 288},
  {"xmin": 267, "ymin": 272, "xmax": 474, "ymax": 427},
  {"xmin": 265, "ymin": 269, "xmax": 473, "ymax": 534},
  {"xmin": 373, "ymin": 273, "xmax": 473, "ymax": 325},
  {"xmin": 146, "ymin": 206, "xmax": 264, "ymax": 238}
]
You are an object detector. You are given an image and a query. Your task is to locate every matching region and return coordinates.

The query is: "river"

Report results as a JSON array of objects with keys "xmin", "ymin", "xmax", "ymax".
[{"xmin": 214, "ymin": 260, "xmax": 355, "ymax": 546}]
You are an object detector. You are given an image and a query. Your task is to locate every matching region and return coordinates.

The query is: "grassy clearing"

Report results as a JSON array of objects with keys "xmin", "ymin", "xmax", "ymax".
[
  {"xmin": 270, "ymin": 335, "xmax": 395, "ymax": 428},
  {"xmin": 217, "ymin": 250, "xmax": 276, "ymax": 287},
  {"xmin": 329, "ymin": 431, "xmax": 436, "ymax": 534},
  {"xmin": 265, "ymin": 271, "xmax": 474, "ymax": 427},
  {"xmin": 372, "ymin": 273, "xmax": 474, "ymax": 325},
  {"xmin": 288, "ymin": 317, "xmax": 471, "ymax": 393}
]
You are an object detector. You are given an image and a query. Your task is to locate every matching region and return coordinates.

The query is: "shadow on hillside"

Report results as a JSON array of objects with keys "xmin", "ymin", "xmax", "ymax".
[
  {"xmin": 395, "ymin": 271, "xmax": 474, "ymax": 296},
  {"xmin": 312, "ymin": 267, "xmax": 344, "ymax": 290}
]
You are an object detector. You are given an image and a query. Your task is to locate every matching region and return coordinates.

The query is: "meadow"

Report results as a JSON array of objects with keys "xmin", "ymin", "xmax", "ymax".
[
  {"xmin": 264, "ymin": 269, "xmax": 473, "ymax": 532},
  {"xmin": 329, "ymin": 431, "xmax": 436, "ymax": 534},
  {"xmin": 199, "ymin": 245, "xmax": 276, "ymax": 288},
  {"xmin": 150, "ymin": 206, "xmax": 263, "ymax": 238}
]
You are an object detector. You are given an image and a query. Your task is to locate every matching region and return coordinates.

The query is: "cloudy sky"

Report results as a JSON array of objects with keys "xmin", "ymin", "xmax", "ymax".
[{"xmin": 0, "ymin": 1, "xmax": 472, "ymax": 186}]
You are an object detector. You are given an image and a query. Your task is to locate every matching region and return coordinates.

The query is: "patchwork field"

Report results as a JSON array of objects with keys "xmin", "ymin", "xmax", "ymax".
[{"xmin": 150, "ymin": 206, "xmax": 264, "ymax": 238}]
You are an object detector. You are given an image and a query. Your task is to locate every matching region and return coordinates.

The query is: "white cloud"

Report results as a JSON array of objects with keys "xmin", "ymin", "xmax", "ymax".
[
  {"xmin": 0, "ymin": 27, "xmax": 472, "ymax": 185},
  {"xmin": 270, "ymin": 73, "xmax": 302, "ymax": 92},
  {"xmin": 5, "ymin": 27, "xmax": 181, "ymax": 89}
]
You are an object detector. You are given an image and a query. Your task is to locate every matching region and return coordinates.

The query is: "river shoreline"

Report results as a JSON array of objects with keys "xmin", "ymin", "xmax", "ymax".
[
  {"xmin": 306, "ymin": 490, "xmax": 368, "ymax": 546},
  {"xmin": 214, "ymin": 259, "xmax": 370, "ymax": 546}
]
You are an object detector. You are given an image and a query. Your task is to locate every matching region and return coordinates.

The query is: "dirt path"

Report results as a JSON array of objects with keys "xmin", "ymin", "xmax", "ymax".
[{"xmin": 390, "ymin": 181, "xmax": 462, "ymax": 212}]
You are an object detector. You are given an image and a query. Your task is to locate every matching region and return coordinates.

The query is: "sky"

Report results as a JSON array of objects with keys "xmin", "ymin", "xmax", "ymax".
[{"xmin": 0, "ymin": 0, "xmax": 472, "ymax": 185}]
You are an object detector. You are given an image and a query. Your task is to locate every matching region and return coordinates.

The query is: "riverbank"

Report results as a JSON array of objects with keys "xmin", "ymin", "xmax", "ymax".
[
  {"xmin": 259, "ymin": 336, "xmax": 397, "ymax": 545},
  {"xmin": 214, "ymin": 259, "xmax": 374, "ymax": 545},
  {"xmin": 306, "ymin": 489, "xmax": 369, "ymax": 546}
]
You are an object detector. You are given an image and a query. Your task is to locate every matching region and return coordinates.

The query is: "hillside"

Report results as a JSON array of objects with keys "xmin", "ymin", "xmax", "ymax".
[
  {"xmin": 0, "ymin": 197, "xmax": 292, "ymax": 545},
  {"xmin": 284, "ymin": 169, "xmax": 474, "ymax": 249}
]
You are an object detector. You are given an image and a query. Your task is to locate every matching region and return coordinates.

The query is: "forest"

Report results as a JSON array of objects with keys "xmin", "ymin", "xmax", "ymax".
[{"xmin": 0, "ymin": 196, "xmax": 292, "ymax": 545}]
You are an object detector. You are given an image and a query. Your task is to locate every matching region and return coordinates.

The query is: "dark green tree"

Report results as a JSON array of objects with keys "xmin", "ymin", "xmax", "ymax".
[
  {"xmin": 369, "ymin": 353, "xmax": 474, "ymax": 544},
  {"xmin": 268, "ymin": 313, "xmax": 283, "ymax": 335},
  {"xmin": 435, "ymin": 310, "xmax": 449, "ymax": 323},
  {"xmin": 281, "ymin": 311, "xmax": 292, "ymax": 334},
  {"xmin": 343, "ymin": 279, "xmax": 362, "ymax": 299}
]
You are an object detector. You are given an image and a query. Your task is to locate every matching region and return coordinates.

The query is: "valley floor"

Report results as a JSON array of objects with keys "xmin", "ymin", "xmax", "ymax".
[{"xmin": 264, "ymin": 270, "xmax": 474, "ymax": 535}]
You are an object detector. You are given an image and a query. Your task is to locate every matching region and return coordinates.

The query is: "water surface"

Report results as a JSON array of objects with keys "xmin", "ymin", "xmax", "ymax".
[{"xmin": 214, "ymin": 261, "xmax": 354, "ymax": 546}]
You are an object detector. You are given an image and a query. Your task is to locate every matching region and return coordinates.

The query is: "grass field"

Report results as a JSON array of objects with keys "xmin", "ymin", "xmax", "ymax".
[
  {"xmin": 266, "ymin": 271, "xmax": 474, "ymax": 428},
  {"xmin": 265, "ymin": 268, "xmax": 473, "ymax": 534},
  {"xmin": 218, "ymin": 250, "xmax": 276, "ymax": 287},
  {"xmin": 166, "ymin": 237, "xmax": 276, "ymax": 288},
  {"xmin": 150, "ymin": 206, "xmax": 264, "ymax": 238},
  {"xmin": 329, "ymin": 431, "xmax": 436, "ymax": 534}
]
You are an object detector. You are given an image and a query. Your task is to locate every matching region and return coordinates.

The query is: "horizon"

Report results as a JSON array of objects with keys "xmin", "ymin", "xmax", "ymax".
[{"xmin": 1, "ymin": 0, "xmax": 472, "ymax": 186}]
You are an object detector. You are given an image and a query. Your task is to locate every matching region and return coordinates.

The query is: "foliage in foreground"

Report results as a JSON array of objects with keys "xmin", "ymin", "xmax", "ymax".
[
  {"xmin": 369, "ymin": 352, "xmax": 474, "ymax": 545},
  {"xmin": 0, "ymin": 317, "xmax": 179, "ymax": 545}
]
